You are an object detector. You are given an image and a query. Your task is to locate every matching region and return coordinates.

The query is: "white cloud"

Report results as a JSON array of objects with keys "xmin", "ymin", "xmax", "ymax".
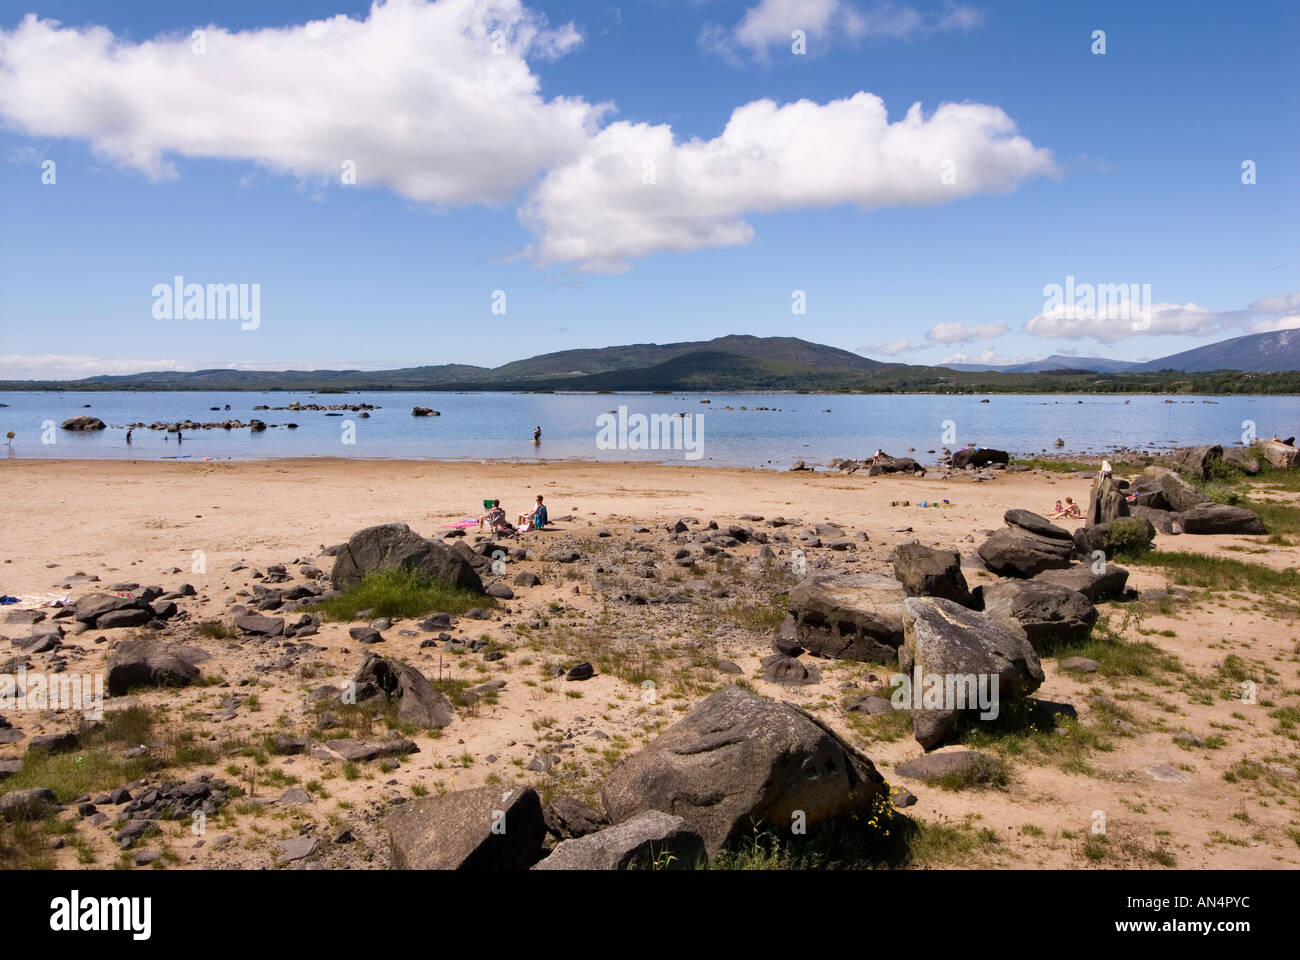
[
  {"xmin": 858, "ymin": 339, "xmax": 914, "ymax": 356},
  {"xmin": 939, "ymin": 348, "xmax": 1032, "ymax": 366},
  {"xmin": 1249, "ymin": 314, "xmax": 1300, "ymax": 334},
  {"xmin": 0, "ymin": 355, "xmax": 188, "ymax": 380},
  {"xmin": 1025, "ymin": 302, "xmax": 1219, "ymax": 344},
  {"xmin": 1024, "ymin": 292, "xmax": 1300, "ymax": 343},
  {"xmin": 700, "ymin": 1, "xmax": 983, "ymax": 63},
  {"xmin": 926, "ymin": 320, "xmax": 1007, "ymax": 343},
  {"xmin": 0, "ymin": 1, "xmax": 1050, "ymax": 273},
  {"xmin": 1249, "ymin": 293, "xmax": 1300, "ymax": 315},
  {"xmin": 523, "ymin": 95, "xmax": 1056, "ymax": 272},
  {"xmin": 0, "ymin": 0, "xmax": 600, "ymax": 205}
]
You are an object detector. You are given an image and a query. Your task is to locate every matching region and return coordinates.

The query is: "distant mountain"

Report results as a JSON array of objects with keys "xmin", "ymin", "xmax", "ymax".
[
  {"xmin": 487, "ymin": 335, "xmax": 884, "ymax": 381},
  {"xmin": 944, "ymin": 355, "xmax": 1141, "ymax": 374},
  {"xmin": 3, "ymin": 331, "xmax": 1299, "ymax": 394},
  {"xmin": 1133, "ymin": 328, "xmax": 1300, "ymax": 373}
]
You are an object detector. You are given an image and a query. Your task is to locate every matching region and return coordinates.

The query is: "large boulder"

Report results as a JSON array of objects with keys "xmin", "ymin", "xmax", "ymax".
[
  {"xmin": 1128, "ymin": 505, "xmax": 1181, "ymax": 535},
  {"xmin": 74, "ymin": 593, "xmax": 153, "ymax": 626},
  {"xmin": 542, "ymin": 795, "xmax": 609, "ymax": 841},
  {"xmin": 950, "ymin": 447, "xmax": 1009, "ymax": 470},
  {"xmin": 385, "ymin": 784, "xmax": 546, "ymax": 869},
  {"xmin": 1178, "ymin": 502, "xmax": 1266, "ymax": 535},
  {"xmin": 0, "ymin": 787, "xmax": 58, "ymax": 820},
  {"xmin": 892, "ymin": 544, "xmax": 974, "ymax": 608},
  {"xmin": 1165, "ymin": 444, "xmax": 1223, "ymax": 480},
  {"xmin": 979, "ymin": 581, "xmax": 1098, "ymax": 651},
  {"xmin": 898, "ymin": 598, "xmax": 1045, "ymax": 749},
  {"xmin": 601, "ymin": 685, "xmax": 887, "ymax": 858},
  {"xmin": 976, "ymin": 511, "xmax": 1073, "ymax": 578},
  {"xmin": 532, "ymin": 811, "xmax": 707, "ymax": 871},
  {"xmin": 60, "ymin": 417, "xmax": 105, "ymax": 431},
  {"xmin": 1140, "ymin": 467, "xmax": 1209, "ymax": 513},
  {"xmin": 1032, "ymin": 562, "xmax": 1129, "ymax": 603},
  {"xmin": 786, "ymin": 574, "xmax": 906, "ymax": 662},
  {"xmin": 1258, "ymin": 440, "xmax": 1299, "ymax": 471},
  {"xmin": 866, "ymin": 454, "xmax": 924, "ymax": 476},
  {"xmin": 1222, "ymin": 447, "xmax": 1261, "ymax": 475},
  {"xmin": 330, "ymin": 522, "xmax": 483, "ymax": 594},
  {"xmin": 352, "ymin": 653, "xmax": 454, "ymax": 729},
  {"xmin": 105, "ymin": 638, "xmax": 206, "ymax": 696},
  {"xmin": 1086, "ymin": 475, "xmax": 1130, "ymax": 525}
]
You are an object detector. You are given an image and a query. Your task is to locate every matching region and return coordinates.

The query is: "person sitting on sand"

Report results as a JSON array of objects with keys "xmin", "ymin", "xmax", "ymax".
[
  {"xmin": 518, "ymin": 495, "xmax": 547, "ymax": 530},
  {"xmin": 1052, "ymin": 497, "xmax": 1083, "ymax": 520},
  {"xmin": 480, "ymin": 499, "xmax": 507, "ymax": 532},
  {"xmin": 1050, "ymin": 500, "xmax": 1063, "ymax": 517}
]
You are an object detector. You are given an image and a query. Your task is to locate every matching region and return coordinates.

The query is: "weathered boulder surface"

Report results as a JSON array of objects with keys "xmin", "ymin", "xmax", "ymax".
[
  {"xmin": 330, "ymin": 522, "xmax": 483, "ymax": 594},
  {"xmin": 866, "ymin": 454, "xmax": 925, "ymax": 476},
  {"xmin": 542, "ymin": 795, "xmax": 610, "ymax": 841},
  {"xmin": 602, "ymin": 685, "xmax": 887, "ymax": 857},
  {"xmin": 950, "ymin": 447, "xmax": 1010, "ymax": 470},
  {"xmin": 1134, "ymin": 467, "xmax": 1209, "ymax": 513},
  {"xmin": 1164, "ymin": 444, "xmax": 1223, "ymax": 481},
  {"xmin": 892, "ymin": 544, "xmax": 974, "ymax": 608},
  {"xmin": 1031, "ymin": 562, "xmax": 1129, "ymax": 602},
  {"xmin": 976, "ymin": 511, "xmax": 1073, "ymax": 578},
  {"xmin": 786, "ymin": 574, "xmax": 906, "ymax": 662},
  {"xmin": 1222, "ymin": 447, "xmax": 1261, "ymax": 475},
  {"xmin": 980, "ymin": 581, "xmax": 1098, "ymax": 650},
  {"xmin": 1128, "ymin": 505, "xmax": 1181, "ymax": 535},
  {"xmin": 60, "ymin": 417, "xmax": 105, "ymax": 431},
  {"xmin": 532, "ymin": 811, "xmax": 707, "ymax": 870},
  {"xmin": 106, "ymin": 638, "xmax": 207, "ymax": 695},
  {"xmin": 899, "ymin": 598, "xmax": 1045, "ymax": 749},
  {"xmin": 1086, "ymin": 475, "xmax": 1130, "ymax": 525},
  {"xmin": 1178, "ymin": 502, "xmax": 1266, "ymax": 535},
  {"xmin": 1259, "ymin": 440, "xmax": 1298, "ymax": 471},
  {"xmin": 74, "ymin": 593, "xmax": 153, "ymax": 626},
  {"xmin": 386, "ymin": 784, "xmax": 546, "ymax": 869},
  {"xmin": 0, "ymin": 787, "xmax": 59, "ymax": 820},
  {"xmin": 352, "ymin": 652, "xmax": 454, "ymax": 729},
  {"xmin": 760, "ymin": 653, "xmax": 822, "ymax": 685}
]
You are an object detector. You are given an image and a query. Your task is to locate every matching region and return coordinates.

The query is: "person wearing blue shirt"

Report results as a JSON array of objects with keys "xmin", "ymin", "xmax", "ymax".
[{"xmin": 519, "ymin": 495, "xmax": 548, "ymax": 530}]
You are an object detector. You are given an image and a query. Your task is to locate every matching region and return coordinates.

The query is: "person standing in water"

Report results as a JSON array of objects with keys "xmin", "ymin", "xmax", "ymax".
[
  {"xmin": 125, "ymin": 428, "xmax": 133, "ymax": 445},
  {"xmin": 533, "ymin": 425, "xmax": 541, "ymax": 444}
]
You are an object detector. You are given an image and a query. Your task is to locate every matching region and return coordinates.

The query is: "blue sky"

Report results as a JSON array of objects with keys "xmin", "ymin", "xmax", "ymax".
[{"xmin": 0, "ymin": 0, "xmax": 1296, "ymax": 378}]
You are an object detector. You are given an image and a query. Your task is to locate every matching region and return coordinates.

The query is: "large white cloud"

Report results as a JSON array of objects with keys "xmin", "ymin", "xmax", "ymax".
[
  {"xmin": 523, "ymin": 95, "xmax": 1057, "ymax": 272},
  {"xmin": 0, "ymin": 0, "xmax": 599, "ymax": 204},
  {"xmin": 0, "ymin": 0, "xmax": 1053, "ymax": 272},
  {"xmin": 1025, "ymin": 293, "xmax": 1300, "ymax": 343}
]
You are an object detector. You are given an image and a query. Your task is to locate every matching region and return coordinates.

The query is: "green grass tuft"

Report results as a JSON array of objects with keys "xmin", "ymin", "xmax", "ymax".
[{"xmin": 319, "ymin": 566, "xmax": 493, "ymax": 621}]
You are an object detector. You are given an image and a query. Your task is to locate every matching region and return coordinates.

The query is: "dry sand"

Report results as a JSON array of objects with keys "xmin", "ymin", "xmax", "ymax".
[{"xmin": 1, "ymin": 457, "xmax": 1298, "ymax": 870}]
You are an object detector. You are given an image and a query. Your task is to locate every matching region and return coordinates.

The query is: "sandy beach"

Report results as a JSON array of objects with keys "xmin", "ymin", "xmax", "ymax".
[{"xmin": 2, "ymin": 456, "xmax": 1298, "ymax": 870}]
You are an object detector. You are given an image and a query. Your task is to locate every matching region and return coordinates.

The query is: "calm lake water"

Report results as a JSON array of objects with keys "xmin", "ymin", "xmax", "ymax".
[{"xmin": 1, "ymin": 391, "xmax": 1296, "ymax": 468}]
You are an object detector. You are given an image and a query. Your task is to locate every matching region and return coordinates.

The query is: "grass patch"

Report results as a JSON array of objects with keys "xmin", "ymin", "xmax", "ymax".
[
  {"xmin": 709, "ymin": 795, "xmax": 908, "ymax": 869},
  {"xmin": 712, "ymin": 595, "xmax": 789, "ymax": 634},
  {"xmin": 1129, "ymin": 550, "xmax": 1300, "ymax": 595},
  {"xmin": 1060, "ymin": 616, "xmax": 1183, "ymax": 680},
  {"xmin": 319, "ymin": 566, "xmax": 494, "ymax": 621},
  {"xmin": 195, "ymin": 620, "xmax": 235, "ymax": 640}
]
